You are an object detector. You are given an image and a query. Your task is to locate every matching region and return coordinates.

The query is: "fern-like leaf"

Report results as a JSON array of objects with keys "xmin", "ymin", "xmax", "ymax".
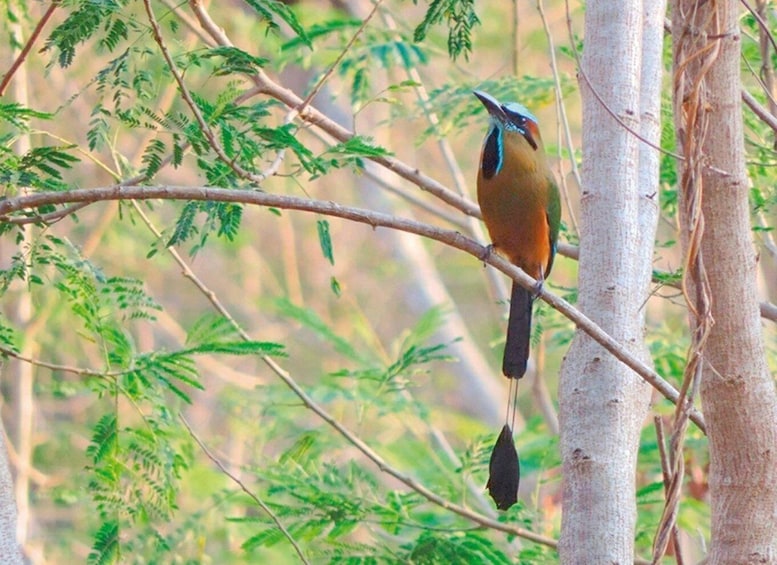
[
  {"xmin": 87, "ymin": 520, "xmax": 119, "ymax": 565},
  {"xmin": 244, "ymin": 0, "xmax": 312, "ymax": 48},
  {"xmin": 140, "ymin": 139, "xmax": 166, "ymax": 179},
  {"xmin": 413, "ymin": 0, "xmax": 480, "ymax": 61},
  {"xmin": 86, "ymin": 413, "xmax": 118, "ymax": 466},
  {"xmin": 45, "ymin": 0, "xmax": 125, "ymax": 67}
]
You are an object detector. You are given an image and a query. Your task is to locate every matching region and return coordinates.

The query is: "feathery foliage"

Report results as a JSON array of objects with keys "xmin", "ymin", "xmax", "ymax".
[
  {"xmin": 3, "ymin": 1, "xmax": 775, "ymax": 563},
  {"xmin": 413, "ymin": 0, "xmax": 480, "ymax": 60}
]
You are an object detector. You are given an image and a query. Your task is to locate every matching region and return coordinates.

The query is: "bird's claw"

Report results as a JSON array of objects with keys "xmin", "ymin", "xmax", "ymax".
[
  {"xmin": 479, "ymin": 243, "xmax": 495, "ymax": 264},
  {"xmin": 531, "ymin": 273, "xmax": 545, "ymax": 299}
]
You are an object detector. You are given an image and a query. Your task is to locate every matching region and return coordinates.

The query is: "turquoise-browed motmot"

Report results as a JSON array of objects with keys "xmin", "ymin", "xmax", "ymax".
[{"xmin": 474, "ymin": 90, "xmax": 560, "ymax": 509}]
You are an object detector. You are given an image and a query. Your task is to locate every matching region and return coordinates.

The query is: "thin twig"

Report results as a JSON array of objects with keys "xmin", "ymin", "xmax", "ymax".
[
  {"xmin": 564, "ymin": 0, "xmax": 731, "ymax": 183},
  {"xmin": 142, "ymin": 0, "xmax": 269, "ymax": 185},
  {"xmin": 564, "ymin": 0, "xmax": 684, "ymax": 164},
  {"xmin": 0, "ymin": 343, "xmax": 107, "ymax": 377},
  {"xmin": 742, "ymin": 88, "xmax": 777, "ymax": 134},
  {"xmin": 129, "ymin": 201, "xmax": 248, "ymax": 339},
  {"xmin": 653, "ymin": 417, "xmax": 685, "ymax": 565},
  {"xmin": 740, "ymin": 49, "xmax": 777, "ymax": 122},
  {"xmin": 741, "ymin": 0, "xmax": 777, "ymax": 66},
  {"xmin": 301, "ymin": 0, "xmax": 383, "ymax": 119},
  {"xmin": 180, "ymin": 415, "xmax": 310, "ymax": 564},
  {"xmin": 537, "ymin": 0, "xmax": 580, "ymax": 236},
  {"xmin": 0, "ymin": 1, "xmax": 61, "ymax": 97},
  {"xmin": 653, "ymin": 4, "xmax": 719, "ymax": 560},
  {"xmin": 159, "ymin": 0, "xmax": 215, "ymax": 46},
  {"xmin": 260, "ymin": 0, "xmax": 384, "ymax": 182}
]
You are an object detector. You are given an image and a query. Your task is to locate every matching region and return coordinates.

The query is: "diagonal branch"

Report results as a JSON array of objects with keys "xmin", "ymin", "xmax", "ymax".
[
  {"xmin": 264, "ymin": 352, "xmax": 559, "ymax": 546},
  {"xmin": 180, "ymin": 415, "xmax": 310, "ymax": 565},
  {"xmin": 0, "ymin": 185, "xmax": 705, "ymax": 432},
  {"xmin": 143, "ymin": 0, "xmax": 278, "ymax": 185},
  {"xmin": 0, "ymin": 1, "xmax": 61, "ymax": 97},
  {"xmin": 187, "ymin": 0, "xmax": 480, "ymax": 218}
]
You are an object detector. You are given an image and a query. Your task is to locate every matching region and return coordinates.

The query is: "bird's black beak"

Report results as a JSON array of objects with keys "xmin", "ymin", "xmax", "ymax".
[{"xmin": 474, "ymin": 90, "xmax": 507, "ymax": 121}]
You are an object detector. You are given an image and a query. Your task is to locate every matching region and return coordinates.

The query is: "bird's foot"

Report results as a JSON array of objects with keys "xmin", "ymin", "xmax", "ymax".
[
  {"xmin": 531, "ymin": 278, "xmax": 544, "ymax": 299},
  {"xmin": 479, "ymin": 243, "xmax": 495, "ymax": 264}
]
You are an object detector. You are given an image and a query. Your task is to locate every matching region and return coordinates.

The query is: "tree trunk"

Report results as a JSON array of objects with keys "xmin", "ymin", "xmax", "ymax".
[
  {"xmin": 672, "ymin": 1, "xmax": 777, "ymax": 562},
  {"xmin": 0, "ymin": 437, "xmax": 22, "ymax": 564},
  {"xmin": 558, "ymin": 0, "xmax": 662, "ymax": 561}
]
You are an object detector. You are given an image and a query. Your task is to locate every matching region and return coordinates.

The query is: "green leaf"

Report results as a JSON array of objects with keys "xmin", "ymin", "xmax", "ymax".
[
  {"xmin": 102, "ymin": 276, "xmax": 162, "ymax": 321},
  {"xmin": 185, "ymin": 314, "xmax": 239, "ymax": 347},
  {"xmin": 317, "ymin": 219, "xmax": 335, "ymax": 266},
  {"xmin": 168, "ymin": 202, "xmax": 199, "ymax": 247},
  {"xmin": 0, "ymin": 102, "xmax": 53, "ymax": 128},
  {"xmin": 413, "ymin": 0, "xmax": 480, "ymax": 61},
  {"xmin": 183, "ymin": 340, "xmax": 286, "ymax": 357},
  {"xmin": 140, "ymin": 138, "xmax": 166, "ymax": 179},
  {"xmin": 636, "ymin": 480, "xmax": 666, "ymax": 502},
  {"xmin": 244, "ymin": 0, "xmax": 311, "ymax": 48},
  {"xmin": 45, "ymin": 0, "xmax": 125, "ymax": 67},
  {"xmin": 330, "ymin": 276, "xmax": 341, "ymax": 297},
  {"xmin": 216, "ymin": 202, "xmax": 243, "ymax": 241},
  {"xmin": 86, "ymin": 414, "xmax": 118, "ymax": 465},
  {"xmin": 200, "ymin": 46, "xmax": 268, "ymax": 76},
  {"xmin": 0, "ymin": 315, "xmax": 20, "ymax": 353},
  {"xmin": 183, "ymin": 314, "xmax": 286, "ymax": 358},
  {"xmin": 273, "ymin": 297, "xmax": 369, "ymax": 364},
  {"xmin": 87, "ymin": 520, "xmax": 119, "ymax": 565},
  {"xmin": 327, "ymin": 136, "xmax": 391, "ymax": 159}
]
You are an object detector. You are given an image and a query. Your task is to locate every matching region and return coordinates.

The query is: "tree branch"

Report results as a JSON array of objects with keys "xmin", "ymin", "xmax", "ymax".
[
  {"xmin": 0, "ymin": 185, "xmax": 705, "ymax": 432},
  {"xmin": 186, "ymin": 0, "xmax": 481, "ymax": 218},
  {"xmin": 263, "ymin": 352, "xmax": 559, "ymax": 547},
  {"xmin": 0, "ymin": 2, "xmax": 61, "ymax": 97},
  {"xmin": 180, "ymin": 415, "xmax": 310, "ymax": 565}
]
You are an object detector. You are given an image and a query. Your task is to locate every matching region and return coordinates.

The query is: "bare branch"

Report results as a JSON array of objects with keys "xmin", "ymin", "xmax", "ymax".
[
  {"xmin": 538, "ymin": 0, "xmax": 581, "ymax": 236},
  {"xmin": 564, "ymin": 0, "xmax": 684, "ymax": 163},
  {"xmin": 0, "ymin": 185, "xmax": 705, "ymax": 431},
  {"xmin": 0, "ymin": 2, "xmax": 61, "ymax": 97},
  {"xmin": 0, "ymin": 343, "xmax": 106, "ymax": 378},
  {"xmin": 742, "ymin": 88, "xmax": 777, "ymax": 134}
]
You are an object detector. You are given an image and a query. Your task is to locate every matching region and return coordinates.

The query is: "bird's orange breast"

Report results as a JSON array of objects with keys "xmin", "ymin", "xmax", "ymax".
[{"xmin": 477, "ymin": 132, "xmax": 553, "ymax": 280}]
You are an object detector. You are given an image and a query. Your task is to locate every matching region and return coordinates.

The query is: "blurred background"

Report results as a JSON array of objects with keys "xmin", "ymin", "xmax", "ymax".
[{"xmin": 1, "ymin": 0, "xmax": 775, "ymax": 562}]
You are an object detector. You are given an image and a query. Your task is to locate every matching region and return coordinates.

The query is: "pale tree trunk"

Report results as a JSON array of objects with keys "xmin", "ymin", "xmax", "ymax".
[
  {"xmin": 0, "ymin": 9, "xmax": 31, "ymax": 563},
  {"xmin": 558, "ymin": 0, "xmax": 663, "ymax": 561},
  {"xmin": 0, "ymin": 439, "xmax": 22, "ymax": 563},
  {"xmin": 672, "ymin": 1, "xmax": 777, "ymax": 562}
]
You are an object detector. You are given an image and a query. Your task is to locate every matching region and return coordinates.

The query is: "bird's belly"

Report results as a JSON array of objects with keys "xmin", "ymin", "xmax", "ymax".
[{"xmin": 478, "ymin": 183, "xmax": 551, "ymax": 280}]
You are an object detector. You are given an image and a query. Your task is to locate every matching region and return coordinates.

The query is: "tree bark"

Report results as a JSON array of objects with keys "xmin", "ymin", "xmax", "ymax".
[
  {"xmin": 558, "ymin": 0, "xmax": 662, "ymax": 561},
  {"xmin": 0, "ymin": 437, "xmax": 23, "ymax": 564},
  {"xmin": 672, "ymin": 1, "xmax": 777, "ymax": 562}
]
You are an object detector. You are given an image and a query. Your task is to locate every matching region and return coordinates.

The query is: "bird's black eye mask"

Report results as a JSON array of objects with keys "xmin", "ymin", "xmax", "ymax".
[{"xmin": 503, "ymin": 107, "xmax": 538, "ymax": 151}]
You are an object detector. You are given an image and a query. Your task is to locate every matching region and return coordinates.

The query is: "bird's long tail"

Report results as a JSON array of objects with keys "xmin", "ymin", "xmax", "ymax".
[
  {"xmin": 486, "ymin": 423, "xmax": 520, "ymax": 510},
  {"xmin": 503, "ymin": 281, "xmax": 533, "ymax": 379},
  {"xmin": 487, "ymin": 282, "xmax": 531, "ymax": 510}
]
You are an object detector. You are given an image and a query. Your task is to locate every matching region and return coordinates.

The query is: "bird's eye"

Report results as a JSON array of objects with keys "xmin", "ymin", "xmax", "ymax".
[{"xmin": 504, "ymin": 109, "xmax": 527, "ymax": 128}]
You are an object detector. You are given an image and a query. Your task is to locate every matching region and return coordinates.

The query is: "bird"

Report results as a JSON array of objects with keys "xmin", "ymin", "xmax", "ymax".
[{"xmin": 474, "ymin": 90, "xmax": 561, "ymax": 509}]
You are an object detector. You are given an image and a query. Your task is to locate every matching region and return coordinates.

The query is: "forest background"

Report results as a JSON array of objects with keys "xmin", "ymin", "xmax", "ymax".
[{"xmin": 0, "ymin": 0, "xmax": 776, "ymax": 563}]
